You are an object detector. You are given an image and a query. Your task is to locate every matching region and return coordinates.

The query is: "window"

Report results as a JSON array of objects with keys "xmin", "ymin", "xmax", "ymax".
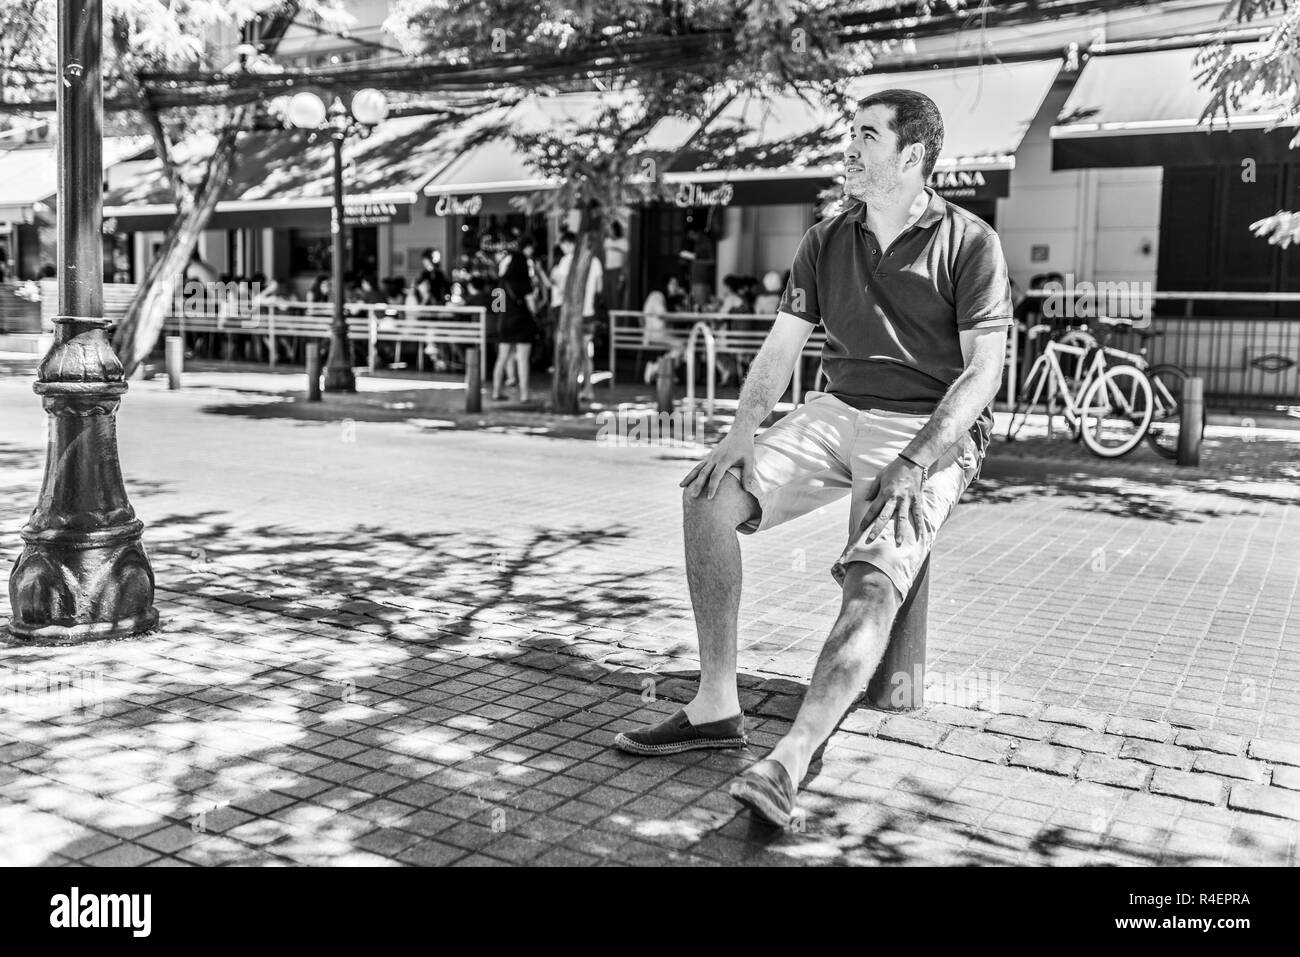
[{"xmin": 1159, "ymin": 163, "xmax": 1300, "ymax": 317}]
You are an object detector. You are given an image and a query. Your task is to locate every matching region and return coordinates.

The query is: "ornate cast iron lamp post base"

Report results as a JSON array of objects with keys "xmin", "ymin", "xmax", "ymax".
[{"xmin": 7, "ymin": 315, "xmax": 158, "ymax": 641}]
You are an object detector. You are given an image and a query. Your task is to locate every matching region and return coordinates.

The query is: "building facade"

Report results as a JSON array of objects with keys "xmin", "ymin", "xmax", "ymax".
[{"xmin": 17, "ymin": 0, "xmax": 1297, "ymax": 403}]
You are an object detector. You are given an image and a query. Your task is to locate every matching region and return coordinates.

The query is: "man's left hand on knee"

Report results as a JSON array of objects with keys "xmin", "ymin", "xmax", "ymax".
[{"xmin": 857, "ymin": 457, "xmax": 926, "ymax": 547}]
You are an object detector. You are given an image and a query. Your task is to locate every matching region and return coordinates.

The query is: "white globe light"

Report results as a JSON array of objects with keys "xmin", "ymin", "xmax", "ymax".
[
  {"xmin": 287, "ymin": 91, "xmax": 327, "ymax": 129},
  {"xmin": 351, "ymin": 88, "xmax": 389, "ymax": 126}
]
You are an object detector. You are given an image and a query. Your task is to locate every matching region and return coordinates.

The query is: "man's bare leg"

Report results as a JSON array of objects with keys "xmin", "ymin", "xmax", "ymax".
[
  {"xmin": 764, "ymin": 562, "xmax": 901, "ymax": 785},
  {"xmin": 681, "ymin": 472, "xmax": 760, "ymax": 724}
]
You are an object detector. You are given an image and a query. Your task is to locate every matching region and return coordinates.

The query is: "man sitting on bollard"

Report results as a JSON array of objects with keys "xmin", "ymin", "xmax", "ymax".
[{"xmin": 613, "ymin": 90, "xmax": 1013, "ymax": 827}]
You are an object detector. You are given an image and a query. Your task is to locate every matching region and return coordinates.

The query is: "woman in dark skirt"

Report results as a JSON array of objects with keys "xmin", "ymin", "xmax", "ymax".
[{"xmin": 492, "ymin": 236, "xmax": 540, "ymax": 403}]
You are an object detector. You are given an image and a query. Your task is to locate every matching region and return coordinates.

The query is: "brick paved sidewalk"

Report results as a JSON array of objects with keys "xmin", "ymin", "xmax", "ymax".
[
  {"xmin": 1, "ymin": 567, "xmax": 1297, "ymax": 867},
  {"xmin": 1, "ymin": 372, "xmax": 1298, "ymax": 865}
]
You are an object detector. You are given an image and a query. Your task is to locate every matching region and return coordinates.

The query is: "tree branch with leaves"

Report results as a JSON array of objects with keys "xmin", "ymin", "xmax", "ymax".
[{"xmin": 386, "ymin": 0, "xmax": 877, "ymax": 412}]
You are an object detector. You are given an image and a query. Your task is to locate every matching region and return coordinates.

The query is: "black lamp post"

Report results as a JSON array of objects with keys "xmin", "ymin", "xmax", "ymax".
[
  {"xmin": 287, "ymin": 89, "xmax": 389, "ymax": 393},
  {"xmin": 7, "ymin": 0, "xmax": 157, "ymax": 640}
]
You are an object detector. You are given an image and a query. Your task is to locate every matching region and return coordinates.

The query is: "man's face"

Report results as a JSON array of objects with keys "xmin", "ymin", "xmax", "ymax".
[{"xmin": 844, "ymin": 104, "xmax": 919, "ymax": 207}]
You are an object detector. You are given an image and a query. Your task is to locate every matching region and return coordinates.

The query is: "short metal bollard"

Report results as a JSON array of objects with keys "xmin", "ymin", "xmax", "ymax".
[
  {"xmin": 865, "ymin": 555, "xmax": 930, "ymax": 711},
  {"xmin": 465, "ymin": 345, "xmax": 482, "ymax": 413},
  {"xmin": 306, "ymin": 343, "xmax": 322, "ymax": 402},
  {"xmin": 1177, "ymin": 376, "xmax": 1204, "ymax": 467},
  {"xmin": 165, "ymin": 336, "xmax": 183, "ymax": 390},
  {"xmin": 656, "ymin": 352, "xmax": 675, "ymax": 415}
]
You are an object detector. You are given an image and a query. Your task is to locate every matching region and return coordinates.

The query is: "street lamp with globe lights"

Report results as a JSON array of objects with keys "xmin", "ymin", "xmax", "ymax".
[{"xmin": 287, "ymin": 88, "xmax": 389, "ymax": 393}]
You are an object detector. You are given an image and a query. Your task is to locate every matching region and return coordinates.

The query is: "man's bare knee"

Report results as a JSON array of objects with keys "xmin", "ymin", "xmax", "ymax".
[
  {"xmin": 682, "ymin": 471, "xmax": 759, "ymax": 528},
  {"xmin": 838, "ymin": 562, "xmax": 903, "ymax": 616}
]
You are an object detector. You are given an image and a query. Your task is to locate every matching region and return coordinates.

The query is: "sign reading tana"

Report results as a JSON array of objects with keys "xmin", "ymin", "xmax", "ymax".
[{"xmin": 926, "ymin": 169, "xmax": 1009, "ymax": 199}]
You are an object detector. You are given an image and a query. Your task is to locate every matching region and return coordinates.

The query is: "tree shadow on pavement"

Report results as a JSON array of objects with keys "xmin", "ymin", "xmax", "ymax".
[
  {"xmin": 963, "ymin": 458, "xmax": 1296, "ymax": 523},
  {"xmin": 0, "ymin": 507, "xmax": 1259, "ymax": 867}
]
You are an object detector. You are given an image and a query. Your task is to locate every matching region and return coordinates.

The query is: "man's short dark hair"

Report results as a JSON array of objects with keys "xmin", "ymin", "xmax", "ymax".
[{"xmin": 856, "ymin": 89, "xmax": 944, "ymax": 180}]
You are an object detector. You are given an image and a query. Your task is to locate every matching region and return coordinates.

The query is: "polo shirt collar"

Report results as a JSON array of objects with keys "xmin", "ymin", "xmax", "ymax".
[{"xmin": 845, "ymin": 186, "xmax": 944, "ymax": 230}]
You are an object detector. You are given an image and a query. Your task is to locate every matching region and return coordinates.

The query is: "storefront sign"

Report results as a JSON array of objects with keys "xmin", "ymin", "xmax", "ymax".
[
  {"xmin": 673, "ymin": 182, "xmax": 734, "ymax": 208},
  {"xmin": 926, "ymin": 168, "xmax": 1010, "ymax": 200},
  {"xmin": 431, "ymin": 193, "xmax": 485, "ymax": 217},
  {"xmin": 344, "ymin": 202, "xmax": 402, "ymax": 226}
]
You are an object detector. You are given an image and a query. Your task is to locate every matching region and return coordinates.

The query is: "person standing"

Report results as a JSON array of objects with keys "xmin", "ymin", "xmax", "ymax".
[
  {"xmin": 418, "ymin": 248, "xmax": 450, "ymax": 305},
  {"xmin": 551, "ymin": 231, "xmax": 604, "ymax": 402},
  {"xmin": 604, "ymin": 220, "xmax": 630, "ymax": 312},
  {"xmin": 493, "ymin": 236, "xmax": 540, "ymax": 403}
]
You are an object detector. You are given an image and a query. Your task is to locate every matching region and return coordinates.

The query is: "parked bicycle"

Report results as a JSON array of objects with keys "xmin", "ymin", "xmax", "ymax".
[
  {"xmin": 1007, "ymin": 315, "xmax": 1194, "ymax": 458},
  {"xmin": 1038, "ymin": 316, "xmax": 1197, "ymax": 458}
]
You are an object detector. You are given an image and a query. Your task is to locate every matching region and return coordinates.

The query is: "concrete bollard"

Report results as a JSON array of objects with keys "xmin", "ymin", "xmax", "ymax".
[
  {"xmin": 306, "ymin": 343, "xmax": 322, "ymax": 402},
  {"xmin": 866, "ymin": 555, "xmax": 930, "ymax": 711},
  {"xmin": 656, "ymin": 352, "xmax": 675, "ymax": 415},
  {"xmin": 1177, "ymin": 376, "xmax": 1204, "ymax": 467},
  {"xmin": 465, "ymin": 345, "xmax": 482, "ymax": 413},
  {"xmin": 165, "ymin": 335, "xmax": 183, "ymax": 390}
]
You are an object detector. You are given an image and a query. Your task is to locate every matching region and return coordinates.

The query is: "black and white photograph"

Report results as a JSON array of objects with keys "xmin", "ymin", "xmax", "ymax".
[{"xmin": 0, "ymin": 0, "xmax": 1295, "ymax": 901}]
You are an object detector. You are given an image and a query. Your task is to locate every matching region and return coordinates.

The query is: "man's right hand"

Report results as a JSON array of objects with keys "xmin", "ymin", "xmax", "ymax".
[{"xmin": 680, "ymin": 431, "xmax": 756, "ymax": 500}]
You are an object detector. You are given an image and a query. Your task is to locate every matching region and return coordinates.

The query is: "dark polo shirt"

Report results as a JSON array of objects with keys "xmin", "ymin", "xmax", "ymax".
[{"xmin": 778, "ymin": 187, "xmax": 1013, "ymax": 454}]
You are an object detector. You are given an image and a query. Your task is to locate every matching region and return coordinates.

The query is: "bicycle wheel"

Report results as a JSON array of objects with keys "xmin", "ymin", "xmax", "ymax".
[
  {"xmin": 1077, "ymin": 364, "xmax": 1153, "ymax": 457},
  {"xmin": 1145, "ymin": 364, "xmax": 1203, "ymax": 459}
]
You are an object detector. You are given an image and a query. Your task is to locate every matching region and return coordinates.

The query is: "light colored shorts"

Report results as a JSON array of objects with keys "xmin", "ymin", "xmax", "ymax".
[{"xmin": 726, "ymin": 391, "xmax": 981, "ymax": 600}]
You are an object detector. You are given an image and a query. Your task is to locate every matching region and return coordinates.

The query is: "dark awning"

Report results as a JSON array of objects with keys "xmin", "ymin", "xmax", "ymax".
[
  {"xmin": 1051, "ymin": 44, "xmax": 1295, "ymax": 170},
  {"xmin": 104, "ymin": 113, "xmax": 477, "ymax": 232},
  {"xmin": 652, "ymin": 59, "xmax": 1061, "ymax": 206},
  {"xmin": 422, "ymin": 91, "xmax": 640, "ymax": 214}
]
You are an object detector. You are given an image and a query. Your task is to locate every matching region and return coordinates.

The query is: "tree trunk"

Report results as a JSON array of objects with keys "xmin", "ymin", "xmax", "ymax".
[
  {"xmin": 552, "ymin": 205, "xmax": 600, "ymax": 414},
  {"xmin": 111, "ymin": 110, "xmax": 246, "ymax": 377}
]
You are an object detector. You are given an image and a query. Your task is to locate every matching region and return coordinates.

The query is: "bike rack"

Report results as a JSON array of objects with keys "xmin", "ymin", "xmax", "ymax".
[{"xmin": 684, "ymin": 321, "xmax": 717, "ymax": 426}]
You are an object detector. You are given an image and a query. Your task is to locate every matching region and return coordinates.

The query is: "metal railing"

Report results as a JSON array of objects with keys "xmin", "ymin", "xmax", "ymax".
[
  {"xmin": 609, "ymin": 309, "xmax": 1020, "ymax": 416},
  {"xmin": 609, "ymin": 310, "xmax": 826, "ymax": 419},
  {"xmin": 34, "ymin": 280, "xmax": 487, "ymax": 379}
]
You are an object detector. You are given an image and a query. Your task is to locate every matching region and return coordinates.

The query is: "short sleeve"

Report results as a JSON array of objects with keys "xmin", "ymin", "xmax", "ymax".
[
  {"xmin": 778, "ymin": 227, "xmax": 821, "ymax": 325},
  {"xmin": 954, "ymin": 232, "xmax": 1015, "ymax": 331}
]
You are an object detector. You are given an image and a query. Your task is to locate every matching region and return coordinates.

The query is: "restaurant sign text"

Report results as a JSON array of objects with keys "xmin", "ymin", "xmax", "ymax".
[
  {"xmin": 673, "ymin": 182, "xmax": 734, "ymax": 208},
  {"xmin": 926, "ymin": 168, "xmax": 1009, "ymax": 200},
  {"xmin": 432, "ymin": 193, "xmax": 485, "ymax": 217},
  {"xmin": 343, "ymin": 202, "xmax": 401, "ymax": 225}
]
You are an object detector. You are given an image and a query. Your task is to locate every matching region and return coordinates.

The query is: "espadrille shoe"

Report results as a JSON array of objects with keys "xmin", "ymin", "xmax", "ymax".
[
  {"xmin": 729, "ymin": 759, "xmax": 798, "ymax": 827},
  {"xmin": 613, "ymin": 708, "xmax": 747, "ymax": 756}
]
